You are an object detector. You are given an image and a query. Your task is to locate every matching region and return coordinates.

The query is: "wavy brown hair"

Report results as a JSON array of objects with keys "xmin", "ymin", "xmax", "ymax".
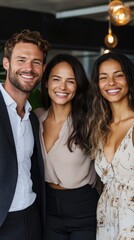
[
  {"xmin": 89, "ymin": 52, "xmax": 134, "ymax": 158},
  {"xmin": 4, "ymin": 29, "xmax": 50, "ymax": 64}
]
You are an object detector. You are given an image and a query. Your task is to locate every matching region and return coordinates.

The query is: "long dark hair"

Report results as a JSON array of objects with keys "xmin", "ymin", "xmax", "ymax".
[
  {"xmin": 41, "ymin": 53, "xmax": 92, "ymax": 154},
  {"xmin": 89, "ymin": 51, "xmax": 134, "ymax": 157}
]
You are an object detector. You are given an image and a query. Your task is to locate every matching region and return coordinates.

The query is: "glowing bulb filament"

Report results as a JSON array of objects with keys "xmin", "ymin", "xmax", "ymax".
[
  {"xmin": 119, "ymin": 13, "xmax": 125, "ymax": 20},
  {"xmin": 108, "ymin": 35, "xmax": 114, "ymax": 43}
]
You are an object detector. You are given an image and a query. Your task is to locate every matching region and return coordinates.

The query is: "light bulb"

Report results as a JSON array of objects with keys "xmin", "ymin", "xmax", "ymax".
[
  {"xmin": 104, "ymin": 33, "xmax": 118, "ymax": 48},
  {"xmin": 108, "ymin": 0, "xmax": 124, "ymax": 14},
  {"xmin": 110, "ymin": 6, "xmax": 132, "ymax": 26}
]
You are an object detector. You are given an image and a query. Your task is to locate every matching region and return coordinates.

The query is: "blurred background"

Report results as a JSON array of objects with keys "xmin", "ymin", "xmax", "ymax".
[{"xmin": 0, "ymin": 0, "xmax": 134, "ymax": 82}]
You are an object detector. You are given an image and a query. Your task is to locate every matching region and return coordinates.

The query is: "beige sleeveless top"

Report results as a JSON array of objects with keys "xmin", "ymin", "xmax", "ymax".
[{"xmin": 35, "ymin": 108, "xmax": 97, "ymax": 189}]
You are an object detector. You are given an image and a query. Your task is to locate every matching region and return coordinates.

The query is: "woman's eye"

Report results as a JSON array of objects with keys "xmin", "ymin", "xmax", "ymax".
[
  {"xmin": 53, "ymin": 78, "xmax": 60, "ymax": 81},
  {"xmin": 99, "ymin": 77, "xmax": 107, "ymax": 81},
  {"xmin": 68, "ymin": 80, "xmax": 75, "ymax": 84},
  {"xmin": 115, "ymin": 74, "xmax": 124, "ymax": 78}
]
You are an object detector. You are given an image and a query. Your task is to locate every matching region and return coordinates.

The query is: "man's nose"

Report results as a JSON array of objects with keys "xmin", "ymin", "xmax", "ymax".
[{"xmin": 24, "ymin": 61, "xmax": 33, "ymax": 70}]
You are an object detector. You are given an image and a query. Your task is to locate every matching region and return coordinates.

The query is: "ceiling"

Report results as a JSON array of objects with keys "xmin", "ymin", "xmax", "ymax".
[
  {"xmin": 0, "ymin": 0, "xmax": 133, "ymax": 22},
  {"xmin": 0, "ymin": 0, "xmax": 134, "ymax": 53}
]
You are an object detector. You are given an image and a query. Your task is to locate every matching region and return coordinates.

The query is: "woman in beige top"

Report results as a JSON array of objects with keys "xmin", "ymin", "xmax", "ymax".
[
  {"xmin": 89, "ymin": 52, "xmax": 134, "ymax": 239},
  {"xmin": 35, "ymin": 54, "xmax": 99, "ymax": 240}
]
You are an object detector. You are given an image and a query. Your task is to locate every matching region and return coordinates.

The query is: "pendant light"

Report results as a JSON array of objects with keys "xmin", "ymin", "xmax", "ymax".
[
  {"xmin": 108, "ymin": 0, "xmax": 132, "ymax": 26},
  {"xmin": 104, "ymin": 18, "xmax": 118, "ymax": 48}
]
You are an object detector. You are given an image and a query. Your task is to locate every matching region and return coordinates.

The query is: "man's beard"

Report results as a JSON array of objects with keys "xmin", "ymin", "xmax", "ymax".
[{"xmin": 8, "ymin": 67, "xmax": 41, "ymax": 93}]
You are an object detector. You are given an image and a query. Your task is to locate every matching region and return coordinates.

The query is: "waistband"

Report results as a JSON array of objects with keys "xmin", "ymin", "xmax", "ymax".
[
  {"xmin": 6, "ymin": 201, "xmax": 37, "ymax": 222},
  {"xmin": 46, "ymin": 183, "xmax": 94, "ymax": 197}
]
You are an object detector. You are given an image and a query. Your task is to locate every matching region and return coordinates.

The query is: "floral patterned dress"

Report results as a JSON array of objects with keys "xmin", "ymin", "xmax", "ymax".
[{"xmin": 95, "ymin": 125, "xmax": 134, "ymax": 240}]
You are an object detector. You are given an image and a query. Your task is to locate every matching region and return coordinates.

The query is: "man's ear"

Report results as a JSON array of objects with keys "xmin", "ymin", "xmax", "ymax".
[{"xmin": 3, "ymin": 57, "xmax": 9, "ymax": 71}]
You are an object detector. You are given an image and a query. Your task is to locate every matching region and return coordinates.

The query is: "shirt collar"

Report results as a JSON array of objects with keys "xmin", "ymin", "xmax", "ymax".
[{"xmin": 0, "ymin": 83, "xmax": 32, "ymax": 113}]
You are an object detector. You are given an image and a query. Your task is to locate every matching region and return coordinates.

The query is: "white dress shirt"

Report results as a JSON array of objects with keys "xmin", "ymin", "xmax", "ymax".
[{"xmin": 0, "ymin": 84, "xmax": 36, "ymax": 211}]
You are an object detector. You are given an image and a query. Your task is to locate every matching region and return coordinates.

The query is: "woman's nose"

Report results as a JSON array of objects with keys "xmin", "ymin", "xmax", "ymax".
[
  {"xmin": 108, "ymin": 76, "xmax": 116, "ymax": 85},
  {"xmin": 60, "ymin": 81, "xmax": 66, "ymax": 89}
]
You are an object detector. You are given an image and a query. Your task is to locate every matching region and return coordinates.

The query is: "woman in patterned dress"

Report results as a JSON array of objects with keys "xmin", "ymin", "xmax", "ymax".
[{"xmin": 89, "ymin": 52, "xmax": 134, "ymax": 240}]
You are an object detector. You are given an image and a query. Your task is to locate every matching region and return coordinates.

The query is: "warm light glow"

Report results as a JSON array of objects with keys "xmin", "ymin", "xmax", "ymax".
[
  {"xmin": 104, "ymin": 33, "xmax": 118, "ymax": 48},
  {"xmin": 104, "ymin": 49, "xmax": 111, "ymax": 54},
  {"xmin": 104, "ymin": 0, "xmax": 132, "ymax": 48},
  {"xmin": 108, "ymin": 0, "xmax": 123, "ymax": 14},
  {"xmin": 108, "ymin": 34, "xmax": 114, "ymax": 43},
  {"xmin": 108, "ymin": 0, "xmax": 132, "ymax": 26},
  {"xmin": 110, "ymin": 6, "xmax": 132, "ymax": 25},
  {"xmin": 104, "ymin": 17, "xmax": 118, "ymax": 48}
]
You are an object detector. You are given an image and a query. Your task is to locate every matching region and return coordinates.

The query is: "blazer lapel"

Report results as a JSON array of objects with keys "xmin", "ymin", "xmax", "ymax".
[
  {"xmin": 29, "ymin": 111, "xmax": 46, "ymax": 227},
  {"xmin": 0, "ymin": 91, "xmax": 18, "ymax": 227},
  {"xmin": 0, "ymin": 91, "xmax": 16, "ymax": 151}
]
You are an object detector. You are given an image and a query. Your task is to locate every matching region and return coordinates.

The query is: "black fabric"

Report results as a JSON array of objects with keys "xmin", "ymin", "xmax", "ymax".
[
  {"xmin": 45, "ymin": 184, "xmax": 99, "ymax": 240},
  {"xmin": 45, "ymin": 229, "xmax": 96, "ymax": 240},
  {"xmin": 0, "ymin": 91, "xmax": 18, "ymax": 227},
  {"xmin": 0, "ymin": 201, "xmax": 42, "ymax": 240}
]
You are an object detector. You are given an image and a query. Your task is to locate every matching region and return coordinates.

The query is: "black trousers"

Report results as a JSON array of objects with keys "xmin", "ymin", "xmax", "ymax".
[
  {"xmin": 0, "ymin": 201, "xmax": 42, "ymax": 240},
  {"xmin": 45, "ymin": 184, "xmax": 99, "ymax": 240}
]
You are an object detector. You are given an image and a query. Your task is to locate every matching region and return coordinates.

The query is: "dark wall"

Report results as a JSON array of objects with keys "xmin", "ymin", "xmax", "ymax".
[{"xmin": 0, "ymin": 6, "xmax": 134, "ymax": 53}]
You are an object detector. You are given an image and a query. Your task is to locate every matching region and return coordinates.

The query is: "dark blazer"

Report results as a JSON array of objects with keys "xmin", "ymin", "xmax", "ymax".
[{"xmin": 0, "ymin": 91, "xmax": 45, "ymax": 230}]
